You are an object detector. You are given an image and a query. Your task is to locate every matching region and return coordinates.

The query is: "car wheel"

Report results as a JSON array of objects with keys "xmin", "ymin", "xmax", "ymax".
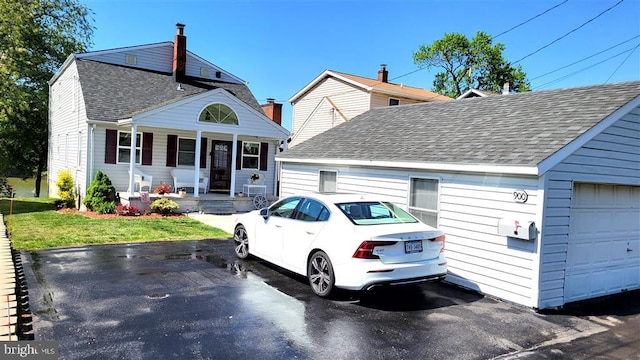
[
  {"xmin": 307, "ymin": 251, "xmax": 335, "ymax": 297},
  {"xmin": 233, "ymin": 225, "xmax": 249, "ymax": 259}
]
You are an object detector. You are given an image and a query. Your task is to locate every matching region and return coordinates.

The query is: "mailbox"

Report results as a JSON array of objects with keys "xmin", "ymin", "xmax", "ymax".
[{"xmin": 498, "ymin": 218, "xmax": 537, "ymax": 241}]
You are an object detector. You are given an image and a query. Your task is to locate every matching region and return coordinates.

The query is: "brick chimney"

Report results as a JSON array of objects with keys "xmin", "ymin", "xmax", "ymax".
[
  {"xmin": 377, "ymin": 64, "xmax": 388, "ymax": 83},
  {"xmin": 261, "ymin": 98, "xmax": 282, "ymax": 125},
  {"xmin": 173, "ymin": 23, "xmax": 186, "ymax": 82}
]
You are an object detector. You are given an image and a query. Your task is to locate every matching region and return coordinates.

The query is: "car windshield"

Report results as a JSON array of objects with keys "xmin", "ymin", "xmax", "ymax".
[{"xmin": 336, "ymin": 201, "xmax": 418, "ymax": 225}]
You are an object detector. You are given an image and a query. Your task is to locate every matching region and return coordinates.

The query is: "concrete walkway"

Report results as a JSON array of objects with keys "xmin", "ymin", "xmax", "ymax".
[
  {"xmin": 0, "ymin": 214, "xmax": 17, "ymax": 340},
  {"xmin": 186, "ymin": 213, "xmax": 238, "ymax": 235}
]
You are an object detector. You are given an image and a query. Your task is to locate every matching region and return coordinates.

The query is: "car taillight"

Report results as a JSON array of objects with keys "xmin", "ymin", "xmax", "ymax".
[
  {"xmin": 430, "ymin": 234, "xmax": 446, "ymax": 253},
  {"xmin": 352, "ymin": 241, "xmax": 398, "ymax": 259}
]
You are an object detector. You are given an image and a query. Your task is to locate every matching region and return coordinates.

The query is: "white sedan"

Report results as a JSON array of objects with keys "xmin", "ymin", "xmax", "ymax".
[{"xmin": 233, "ymin": 193, "xmax": 447, "ymax": 297}]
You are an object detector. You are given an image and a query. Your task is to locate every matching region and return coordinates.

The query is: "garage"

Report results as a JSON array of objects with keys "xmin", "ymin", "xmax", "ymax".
[{"xmin": 565, "ymin": 183, "xmax": 640, "ymax": 303}]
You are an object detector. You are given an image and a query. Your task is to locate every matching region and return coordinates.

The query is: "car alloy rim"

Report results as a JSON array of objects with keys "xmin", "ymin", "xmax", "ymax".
[
  {"xmin": 309, "ymin": 255, "xmax": 330, "ymax": 294},
  {"xmin": 234, "ymin": 228, "xmax": 248, "ymax": 257}
]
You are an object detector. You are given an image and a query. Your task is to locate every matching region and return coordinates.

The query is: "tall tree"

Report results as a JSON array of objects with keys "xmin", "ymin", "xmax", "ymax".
[
  {"xmin": 0, "ymin": 0, "xmax": 93, "ymax": 196},
  {"xmin": 413, "ymin": 31, "xmax": 530, "ymax": 98}
]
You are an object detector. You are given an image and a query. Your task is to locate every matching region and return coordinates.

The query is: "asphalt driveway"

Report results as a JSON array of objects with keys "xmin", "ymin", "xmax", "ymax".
[{"xmin": 21, "ymin": 239, "xmax": 639, "ymax": 359}]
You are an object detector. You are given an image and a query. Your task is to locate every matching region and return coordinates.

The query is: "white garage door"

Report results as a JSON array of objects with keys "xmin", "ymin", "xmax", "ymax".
[{"xmin": 565, "ymin": 183, "xmax": 640, "ymax": 303}]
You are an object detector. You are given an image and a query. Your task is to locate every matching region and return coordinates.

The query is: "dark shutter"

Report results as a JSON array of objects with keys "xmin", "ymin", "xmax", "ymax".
[
  {"xmin": 259, "ymin": 142, "xmax": 268, "ymax": 171},
  {"xmin": 105, "ymin": 129, "xmax": 117, "ymax": 164},
  {"xmin": 142, "ymin": 132, "xmax": 153, "ymax": 166},
  {"xmin": 166, "ymin": 135, "xmax": 177, "ymax": 167},
  {"xmin": 236, "ymin": 141, "xmax": 242, "ymax": 170},
  {"xmin": 200, "ymin": 137, "xmax": 207, "ymax": 168}
]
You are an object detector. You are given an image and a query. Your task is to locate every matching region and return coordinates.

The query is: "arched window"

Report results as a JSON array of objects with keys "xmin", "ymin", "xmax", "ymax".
[{"xmin": 199, "ymin": 103, "xmax": 238, "ymax": 125}]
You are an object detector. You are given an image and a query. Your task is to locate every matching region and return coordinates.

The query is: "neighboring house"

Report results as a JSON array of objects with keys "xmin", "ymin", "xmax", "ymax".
[
  {"xmin": 48, "ymin": 24, "xmax": 289, "ymax": 204},
  {"xmin": 277, "ymin": 81, "xmax": 640, "ymax": 310},
  {"xmin": 287, "ymin": 65, "xmax": 451, "ymax": 147},
  {"xmin": 457, "ymin": 88, "xmax": 501, "ymax": 99}
]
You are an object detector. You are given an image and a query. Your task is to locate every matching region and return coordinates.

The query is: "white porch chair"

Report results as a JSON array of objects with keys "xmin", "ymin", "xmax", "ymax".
[{"xmin": 128, "ymin": 168, "xmax": 153, "ymax": 192}]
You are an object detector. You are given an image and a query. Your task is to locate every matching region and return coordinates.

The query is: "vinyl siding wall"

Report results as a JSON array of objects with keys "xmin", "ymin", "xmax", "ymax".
[
  {"xmin": 538, "ymin": 105, "xmax": 640, "ymax": 309},
  {"xmin": 290, "ymin": 77, "xmax": 370, "ymax": 147},
  {"xmin": 82, "ymin": 44, "xmax": 173, "ymax": 74},
  {"xmin": 134, "ymin": 91, "xmax": 286, "ymax": 139},
  {"xmin": 48, "ymin": 61, "xmax": 89, "ymax": 198},
  {"xmin": 80, "ymin": 44, "xmax": 241, "ymax": 83},
  {"xmin": 280, "ymin": 164, "xmax": 542, "ymax": 307}
]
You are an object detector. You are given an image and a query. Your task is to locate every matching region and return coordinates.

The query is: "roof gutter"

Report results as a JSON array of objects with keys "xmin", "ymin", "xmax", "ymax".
[
  {"xmin": 276, "ymin": 157, "xmax": 540, "ymax": 176},
  {"xmin": 369, "ymin": 87, "xmax": 450, "ymax": 101}
]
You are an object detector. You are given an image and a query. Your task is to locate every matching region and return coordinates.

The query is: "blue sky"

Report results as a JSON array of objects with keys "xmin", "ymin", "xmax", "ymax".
[{"xmin": 82, "ymin": 0, "xmax": 640, "ymax": 130}]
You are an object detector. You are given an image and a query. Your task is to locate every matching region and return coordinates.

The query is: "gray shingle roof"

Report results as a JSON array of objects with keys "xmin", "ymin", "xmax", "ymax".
[
  {"xmin": 279, "ymin": 81, "xmax": 640, "ymax": 167},
  {"xmin": 76, "ymin": 59, "xmax": 264, "ymax": 121}
]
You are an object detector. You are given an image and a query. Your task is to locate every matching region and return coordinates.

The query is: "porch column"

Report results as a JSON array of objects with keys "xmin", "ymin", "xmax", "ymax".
[
  {"xmin": 230, "ymin": 134, "xmax": 238, "ymax": 198},
  {"xmin": 193, "ymin": 130, "xmax": 202, "ymax": 198},
  {"xmin": 127, "ymin": 124, "xmax": 138, "ymax": 196}
]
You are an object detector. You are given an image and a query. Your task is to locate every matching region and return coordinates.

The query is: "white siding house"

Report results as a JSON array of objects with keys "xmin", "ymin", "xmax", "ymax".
[
  {"xmin": 48, "ymin": 24, "xmax": 289, "ymax": 208},
  {"xmin": 288, "ymin": 65, "xmax": 451, "ymax": 147},
  {"xmin": 277, "ymin": 82, "xmax": 640, "ymax": 309}
]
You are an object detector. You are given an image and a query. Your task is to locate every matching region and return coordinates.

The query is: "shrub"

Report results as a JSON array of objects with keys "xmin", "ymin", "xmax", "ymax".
[
  {"xmin": 83, "ymin": 171, "xmax": 117, "ymax": 214},
  {"xmin": 0, "ymin": 178, "xmax": 13, "ymax": 198},
  {"xmin": 94, "ymin": 202, "xmax": 116, "ymax": 215},
  {"xmin": 116, "ymin": 204, "xmax": 140, "ymax": 216},
  {"xmin": 150, "ymin": 198, "xmax": 179, "ymax": 215},
  {"xmin": 154, "ymin": 182, "xmax": 172, "ymax": 194},
  {"xmin": 56, "ymin": 169, "xmax": 75, "ymax": 208}
]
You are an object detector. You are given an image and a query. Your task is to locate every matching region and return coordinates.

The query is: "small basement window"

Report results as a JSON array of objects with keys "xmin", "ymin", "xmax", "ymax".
[{"xmin": 389, "ymin": 98, "xmax": 399, "ymax": 106}]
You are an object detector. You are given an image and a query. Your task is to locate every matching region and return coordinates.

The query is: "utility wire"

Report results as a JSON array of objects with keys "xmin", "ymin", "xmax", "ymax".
[
  {"xmin": 494, "ymin": 0, "xmax": 569, "ymax": 38},
  {"xmin": 605, "ymin": 44, "xmax": 640, "ymax": 83},
  {"xmin": 513, "ymin": 0, "xmax": 625, "ymax": 64},
  {"xmin": 534, "ymin": 45, "xmax": 637, "ymax": 89},
  {"xmin": 530, "ymin": 35, "xmax": 640, "ymax": 80}
]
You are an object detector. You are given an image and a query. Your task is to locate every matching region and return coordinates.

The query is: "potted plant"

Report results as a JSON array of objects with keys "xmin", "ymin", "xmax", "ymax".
[
  {"xmin": 250, "ymin": 172, "xmax": 260, "ymax": 185},
  {"xmin": 154, "ymin": 182, "xmax": 172, "ymax": 195},
  {"xmin": 178, "ymin": 188, "xmax": 187, "ymax": 198}
]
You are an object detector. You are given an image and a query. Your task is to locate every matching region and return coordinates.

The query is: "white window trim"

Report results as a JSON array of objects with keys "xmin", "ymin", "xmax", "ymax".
[
  {"xmin": 125, "ymin": 54, "xmax": 137, "ymax": 65},
  {"xmin": 177, "ymin": 137, "xmax": 197, "ymax": 166},
  {"xmin": 117, "ymin": 130, "xmax": 142, "ymax": 165},
  {"xmin": 199, "ymin": 103, "xmax": 239, "ymax": 125},
  {"xmin": 318, "ymin": 169, "xmax": 338, "ymax": 193},
  {"xmin": 241, "ymin": 141, "xmax": 260, "ymax": 170},
  {"xmin": 407, "ymin": 176, "xmax": 441, "ymax": 226}
]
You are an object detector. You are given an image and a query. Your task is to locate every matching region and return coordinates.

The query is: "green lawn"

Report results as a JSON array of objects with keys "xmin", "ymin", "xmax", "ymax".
[{"xmin": 0, "ymin": 197, "xmax": 231, "ymax": 251}]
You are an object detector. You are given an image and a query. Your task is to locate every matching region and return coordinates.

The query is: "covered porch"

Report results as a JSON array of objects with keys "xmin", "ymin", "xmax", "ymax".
[{"xmin": 96, "ymin": 88, "xmax": 290, "ymax": 205}]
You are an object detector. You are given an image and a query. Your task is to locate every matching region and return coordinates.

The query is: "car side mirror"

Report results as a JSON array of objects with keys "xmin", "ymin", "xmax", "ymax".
[{"xmin": 259, "ymin": 208, "xmax": 269, "ymax": 219}]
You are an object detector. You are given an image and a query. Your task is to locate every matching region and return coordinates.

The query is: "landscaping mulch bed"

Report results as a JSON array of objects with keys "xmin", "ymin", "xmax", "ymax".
[{"xmin": 56, "ymin": 208, "xmax": 184, "ymax": 219}]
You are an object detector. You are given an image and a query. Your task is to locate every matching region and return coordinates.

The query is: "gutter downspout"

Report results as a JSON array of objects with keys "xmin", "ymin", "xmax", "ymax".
[{"xmin": 89, "ymin": 124, "xmax": 95, "ymax": 189}]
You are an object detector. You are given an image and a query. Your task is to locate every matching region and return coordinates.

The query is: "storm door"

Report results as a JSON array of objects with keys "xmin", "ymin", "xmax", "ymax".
[{"xmin": 210, "ymin": 140, "xmax": 232, "ymax": 192}]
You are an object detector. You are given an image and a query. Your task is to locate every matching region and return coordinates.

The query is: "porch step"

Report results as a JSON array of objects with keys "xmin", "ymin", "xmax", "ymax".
[{"xmin": 199, "ymin": 200, "xmax": 236, "ymax": 215}]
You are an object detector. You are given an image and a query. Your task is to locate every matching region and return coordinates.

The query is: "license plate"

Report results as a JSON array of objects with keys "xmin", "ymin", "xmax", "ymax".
[{"xmin": 405, "ymin": 240, "xmax": 423, "ymax": 254}]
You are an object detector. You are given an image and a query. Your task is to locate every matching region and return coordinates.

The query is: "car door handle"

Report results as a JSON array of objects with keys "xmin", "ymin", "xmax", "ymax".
[
  {"xmin": 306, "ymin": 231, "xmax": 315, "ymax": 235},
  {"xmin": 628, "ymin": 248, "xmax": 633, "ymax": 252},
  {"xmin": 275, "ymin": 225, "xmax": 282, "ymax": 228}
]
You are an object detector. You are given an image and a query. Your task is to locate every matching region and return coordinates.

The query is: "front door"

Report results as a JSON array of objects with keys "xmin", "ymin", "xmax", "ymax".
[{"xmin": 210, "ymin": 140, "xmax": 232, "ymax": 192}]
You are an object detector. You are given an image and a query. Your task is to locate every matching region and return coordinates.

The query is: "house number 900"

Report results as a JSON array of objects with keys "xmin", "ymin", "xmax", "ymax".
[{"xmin": 513, "ymin": 190, "xmax": 528, "ymax": 203}]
